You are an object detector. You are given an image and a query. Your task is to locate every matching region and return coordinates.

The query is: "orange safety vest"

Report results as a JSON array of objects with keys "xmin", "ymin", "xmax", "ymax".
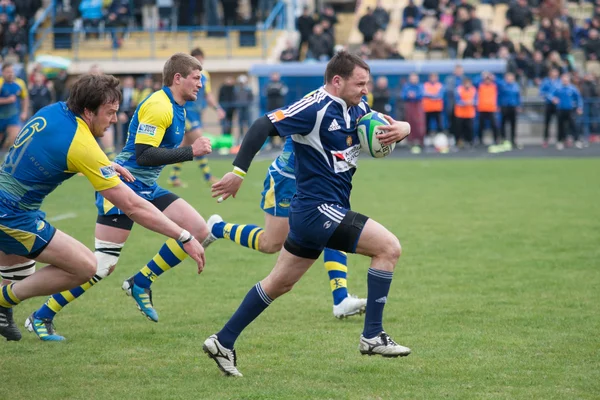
[
  {"xmin": 454, "ymin": 86, "xmax": 477, "ymax": 119},
  {"xmin": 477, "ymin": 82, "xmax": 498, "ymax": 112},
  {"xmin": 423, "ymin": 82, "xmax": 444, "ymax": 112}
]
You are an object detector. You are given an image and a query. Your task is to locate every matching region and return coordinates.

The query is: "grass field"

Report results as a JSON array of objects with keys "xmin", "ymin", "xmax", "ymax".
[{"xmin": 1, "ymin": 158, "xmax": 599, "ymax": 400}]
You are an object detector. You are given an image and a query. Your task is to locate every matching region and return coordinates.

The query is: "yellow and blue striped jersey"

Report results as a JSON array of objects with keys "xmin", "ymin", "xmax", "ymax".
[
  {"xmin": 184, "ymin": 71, "xmax": 210, "ymax": 114},
  {"xmin": 115, "ymin": 86, "xmax": 186, "ymax": 186},
  {"xmin": 0, "ymin": 102, "xmax": 121, "ymax": 213},
  {"xmin": 0, "ymin": 77, "xmax": 27, "ymax": 119}
]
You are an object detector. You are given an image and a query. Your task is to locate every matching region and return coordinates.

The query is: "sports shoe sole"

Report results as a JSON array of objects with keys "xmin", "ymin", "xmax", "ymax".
[
  {"xmin": 334, "ymin": 307, "xmax": 365, "ymax": 319},
  {"xmin": 359, "ymin": 349, "xmax": 411, "ymax": 358}
]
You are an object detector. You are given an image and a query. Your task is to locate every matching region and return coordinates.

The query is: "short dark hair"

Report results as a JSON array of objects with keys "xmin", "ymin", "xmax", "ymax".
[
  {"xmin": 325, "ymin": 51, "xmax": 370, "ymax": 84},
  {"xmin": 67, "ymin": 74, "xmax": 122, "ymax": 115},
  {"xmin": 2, "ymin": 63, "xmax": 13, "ymax": 71},
  {"xmin": 191, "ymin": 47, "xmax": 205, "ymax": 59},
  {"xmin": 163, "ymin": 52, "xmax": 203, "ymax": 86}
]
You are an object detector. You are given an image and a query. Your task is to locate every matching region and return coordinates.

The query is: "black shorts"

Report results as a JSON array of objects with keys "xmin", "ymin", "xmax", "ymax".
[{"xmin": 96, "ymin": 192, "xmax": 179, "ymax": 231}]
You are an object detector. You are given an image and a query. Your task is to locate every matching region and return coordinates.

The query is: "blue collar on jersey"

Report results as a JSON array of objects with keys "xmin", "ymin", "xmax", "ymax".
[
  {"xmin": 162, "ymin": 85, "xmax": 183, "ymax": 107},
  {"xmin": 319, "ymin": 87, "xmax": 351, "ymax": 128}
]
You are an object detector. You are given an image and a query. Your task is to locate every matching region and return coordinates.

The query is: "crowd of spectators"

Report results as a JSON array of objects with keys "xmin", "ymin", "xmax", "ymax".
[{"xmin": 0, "ymin": 0, "xmax": 41, "ymax": 63}]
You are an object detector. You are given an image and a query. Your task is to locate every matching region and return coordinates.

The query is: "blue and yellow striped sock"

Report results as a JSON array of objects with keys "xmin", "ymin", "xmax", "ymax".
[
  {"xmin": 133, "ymin": 239, "xmax": 188, "ymax": 289},
  {"xmin": 35, "ymin": 275, "xmax": 102, "ymax": 320},
  {"xmin": 0, "ymin": 283, "xmax": 21, "ymax": 308},
  {"xmin": 170, "ymin": 163, "xmax": 182, "ymax": 183},
  {"xmin": 195, "ymin": 155, "xmax": 213, "ymax": 182},
  {"xmin": 324, "ymin": 249, "xmax": 349, "ymax": 306},
  {"xmin": 211, "ymin": 221, "xmax": 264, "ymax": 251}
]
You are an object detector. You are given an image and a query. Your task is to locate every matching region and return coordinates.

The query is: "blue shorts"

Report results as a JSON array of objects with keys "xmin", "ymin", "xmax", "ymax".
[
  {"xmin": 185, "ymin": 110, "xmax": 203, "ymax": 130},
  {"xmin": 95, "ymin": 179, "xmax": 174, "ymax": 216},
  {"xmin": 288, "ymin": 202, "xmax": 356, "ymax": 252},
  {"xmin": 260, "ymin": 165, "xmax": 295, "ymax": 218},
  {"xmin": 0, "ymin": 115, "xmax": 20, "ymax": 132},
  {"xmin": 0, "ymin": 210, "xmax": 56, "ymax": 257}
]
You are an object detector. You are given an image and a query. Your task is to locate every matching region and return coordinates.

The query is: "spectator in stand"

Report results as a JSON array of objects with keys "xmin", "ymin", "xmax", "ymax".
[
  {"xmin": 106, "ymin": 0, "xmax": 131, "ymax": 49},
  {"xmin": 0, "ymin": 0, "xmax": 15, "ymax": 22},
  {"xmin": 372, "ymin": 76, "xmax": 391, "ymax": 114},
  {"xmin": 430, "ymin": 24, "xmax": 448, "ymax": 51},
  {"xmin": 359, "ymin": 7, "xmax": 378, "ymax": 43},
  {"xmin": 574, "ymin": 20, "xmax": 590, "ymax": 48},
  {"xmin": 551, "ymin": 73, "xmax": 583, "ymax": 149},
  {"xmin": 28, "ymin": 72, "xmax": 53, "ymax": 115},
  {"xmin": 528, "ymin": 51, "xmax": 549, "ymax": 86},
  {"xmin": 547, "ymin": 51, "xmax": 569, "ymax": 73},
  {"xmin": 506, "ymin": 0, "xmax": 533, "ymax": 29},
  {"xmin": 52, "ymin": 70, "xmax": 68, "ymax": 102},
  {"xmin": 139, "ymin": 0, "xmax": 158, "ymax": 30},
  {"xmin": 551, "ymin": 27, "xmax": 571, "ymax": 60},
  {"xmin": 463, "ymin": 31, "xmax": 483, "ymax": 59},
  {"xmin": 234, "ymin": 75, "xmax": 253, "ymax": 145},
  {"xmin": 296, "ymin": 6, "xmax": 315, "ymax": 57},
  {"xmin": 307, "ymin": 23, "xmax": 332, "ymax": 61},
  {"xmin": 584, "ymin": 29, "xmax": 600, "ymax": 60},
  {"xmin": 133, "ymin": 76, "xmax": 153, "ymax": 105},
  {"xmin": 477, "ymin": 72, "xmax": 499, "ymax": 145},
  {"xmin": 16, "ymin": 0, "xmax": 42, "ymax": 29},
  {"xmin": 445, "ymin": 64, "xmax": 464, "ymax": 140},
  {"xmin": 320, "ymin": 19, "xmax": 335, "ymax": 58},
  {"xmin": 515, "ymin": 49, "xmax": 532, "ymax": 85},
  {"xmin": 402, "ymin": 73, "xmax": 425, "ymax": 154},
  {"xmin": 454, "ymin": 0, "xmax": 474, "ymax": 17},
  {"xmin": 373, "ymin": 0, "xmax": 390, "ymax": 31},
  {"xmin": 440, "ymin": 7, "xmax": 454, "ymax": 28},
  {"xmin": 454, "ymin": 77, "xmax": 477, "ymax": 148},
  {"xmin": 464, "ymin": 9, "xmax": 483, "ymax": 38},
  {"xmin": 499, "ymin": 46, "xmax": 518, "ymax": 75},
  {"xmin": 444, "ymin": 21, "xmax": 463, "ymax": 59},
  {"xmin": 423, "ymin": 0, "xmax": 440, "ymax": 15},
  {"xmin": 369, "ymin": 30, "xmax": 397, "ymax": 59},
  {"xmin": 534, "ymin": 30, "xmax": 552, "ymax": 58},
  {"xmin": 540, "ymin": 68, "xmax": 561, "ymax": 147},
  {"xmin": 499, "ymin": 72, "xmax": 521, "ymax": 149},
  {"xmin": 539, "ymin": 17, "xmax": 554, "ymax": 38},
  {"xmin": 498, "ymin": 32, "xmax": 516, "ymax": 55},
  {"xmin": 280, "ymin": 39, "xmax": 299, "ymax": 62},
  {"xmin": 1, "ymin": 22, "xmax": 27, "ymax": 62},
  {"xmin": 558, "ymin": 6, "xmax": 575, "ymax": 33},
  {"xmin": 415, "ymin": 23, "xmax": 432, "ymax": 51},
  {"xmin": 79, "ymin": 0, "xmax": 104, "ymax": 38},
  {"xmin": 320, "ymin": 5, "xmax": 338, "ymax": 40},
  {"xmin": 423, "ymin": 73, "xmax": 444, "ymax": 134},
  {"xmin": 219, "ymin": 76, "xmax": 236, "ymax": 135},
  {"xmin": 358, "ymin": 44, "xmax": 371, "ymax": 60},
  {"xmin": 482, "ymin": 30, "xmax": 499, "ymax": 58},
  {"xmin": 402, "ymin": 0, "xmax": 421, "ymax": 30}
]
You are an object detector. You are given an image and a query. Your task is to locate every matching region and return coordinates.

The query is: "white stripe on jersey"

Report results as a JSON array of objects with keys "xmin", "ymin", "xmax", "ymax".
[
  {"xmin": 291, "ymin": 101, "xmax": 333, "ymax": 166},
  {"xmin": 269, "ymin": 160, "xmax": 296, "ymax": 179},
  {"xmin": 282, "ymin": 90, "xmax": 327, "ymax": 118},
  {"xmin": 318, "ymin": 205, "xmax": 343, "ymax": 223}
]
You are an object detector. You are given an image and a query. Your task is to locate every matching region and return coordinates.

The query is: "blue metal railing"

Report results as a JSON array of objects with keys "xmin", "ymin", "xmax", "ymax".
[
  {"xmin": 29, "ymin": 0, "xmax": 56, "ymax": 59},
  {"xmin": 29, "ymin": 1, "xmax": 288, "ymax": 61}
]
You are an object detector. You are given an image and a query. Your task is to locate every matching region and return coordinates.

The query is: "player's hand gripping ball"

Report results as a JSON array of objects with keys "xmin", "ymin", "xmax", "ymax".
[{"xmin": 357, "ymin": 112, "xmax": 397, "ymax": 158}]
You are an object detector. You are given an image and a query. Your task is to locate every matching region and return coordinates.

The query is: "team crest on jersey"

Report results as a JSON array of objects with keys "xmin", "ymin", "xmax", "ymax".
[
  {"xmin": 36, "ymin": 220, "xmax": 46, "ymax": 231},
  {"xmin": 137, "ymin": 123, "xmax": 157, "ymax": 136},
  {"xmin": 346, "ymin": 136, "xmax": 352, "ymax": 146},
  {"xmin": 100, "ymin": 165, "xmax": 117, "ymax": 179},
  {"xmin": 331, "ymin": 144, "xmax": 360, "ymax": 173}
]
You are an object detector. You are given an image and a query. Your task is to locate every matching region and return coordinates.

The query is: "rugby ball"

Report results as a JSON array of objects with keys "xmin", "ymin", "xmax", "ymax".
[{"xmin": 357, "ymin": 112, "xmax": 396, "ymax": 158}]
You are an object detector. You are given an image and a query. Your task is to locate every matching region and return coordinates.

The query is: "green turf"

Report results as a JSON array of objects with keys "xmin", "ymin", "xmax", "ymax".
[{"xmin": 1, "ymin": 158, "xmax": 599, "ymax": 400}]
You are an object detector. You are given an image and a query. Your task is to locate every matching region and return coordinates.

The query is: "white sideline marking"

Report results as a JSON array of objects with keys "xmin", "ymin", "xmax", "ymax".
[{"xmin": 48, "ymin": 212, "xmax": 78, "ymax": 222}]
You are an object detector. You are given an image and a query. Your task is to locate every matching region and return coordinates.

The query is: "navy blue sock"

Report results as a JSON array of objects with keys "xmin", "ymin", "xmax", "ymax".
[
  {"xmin": 217, "ymin": 282, "xmax": 273, "ymax": 349},
  {"xmin": 363, "ymin": 268, "xmax": 394, "ymax": 339}
]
